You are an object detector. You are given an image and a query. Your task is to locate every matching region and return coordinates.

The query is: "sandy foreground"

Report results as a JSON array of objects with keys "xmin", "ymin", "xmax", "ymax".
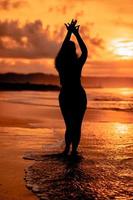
[
  {"xmin": 0, "ymin": 126, "xmax": 43, "ymax": 200},
  {"xmin": 0, "ymin": 100, "xmax": 133, "ymax": 200}
]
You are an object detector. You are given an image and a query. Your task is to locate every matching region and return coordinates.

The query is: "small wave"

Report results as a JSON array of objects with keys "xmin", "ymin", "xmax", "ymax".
[
  {"xmin": 87, "ymin": 107, "xmax": 133, "ymax": 112},
  {"xmin": 0, "ymin": 99, "xmax": 59, "ymax": 108},
  {"xmin": 1, "ymin": 99, "xmax": 133, "ymax": 112},
  {"xmin": 92, "ymin": 97, "xmax": 132, "ymax": 101}
]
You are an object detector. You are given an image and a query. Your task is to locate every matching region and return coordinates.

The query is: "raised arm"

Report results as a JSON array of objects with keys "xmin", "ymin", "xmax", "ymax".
[
  {"xmin": 64, "ymin": 19, "xmax": 88, "ymax": 64},
  {"xmin": 61, "ymin": 30, "xmax": 71, "ymax": 49},
  {"xmin": 55, "ymin": 20, "xmax": 76, "ymax": 70},
  {"xmin": 55, "ymin": 30, "xmax": 71, "ymax": 70},
  {"xmin": 74, "ymin": 30, "xmax": 88, "ymax": 65},
  {"xmin": 60, "ymin": 19, "xmax": 77, "ymax": 51}
]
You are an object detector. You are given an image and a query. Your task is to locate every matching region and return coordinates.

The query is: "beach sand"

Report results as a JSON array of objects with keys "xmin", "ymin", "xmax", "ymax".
[{"xmin": 0, "ymin": 95, "xmax": 133, "ymax": 199}]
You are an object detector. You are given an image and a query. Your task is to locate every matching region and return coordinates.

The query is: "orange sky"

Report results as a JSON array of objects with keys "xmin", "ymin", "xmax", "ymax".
[{"xmin": 0, "ymin": 0, "xmax": 133, "ymax": 76}]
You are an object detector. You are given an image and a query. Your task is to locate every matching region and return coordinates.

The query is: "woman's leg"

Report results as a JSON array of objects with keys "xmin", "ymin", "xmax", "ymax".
[
  {"xmin": 59, "ymin": 95, "xmax": 73, "ymax": 154},
  {"xmin": 63, "ymin": 126, "xmax": 72, "ymax": 154},
  {"xmin": 71, "ymin": 125, "xmax": 81, "ymax": 154},
  {"xmin": 71, "ymin": 117, "xmax": 82, "ymax": 154},
  {"xmin": 71, "ymin": 101, "xmax": 86, "ymax": 154}
]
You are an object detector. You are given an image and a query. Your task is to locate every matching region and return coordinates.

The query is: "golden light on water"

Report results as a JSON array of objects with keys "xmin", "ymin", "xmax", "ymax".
[
  {"xmin": 111, "ymin": 39, "xmax": 133, "ymax": 59},
  {"xmin": 119, "ymin": 88, "xmax": 133, "ymax": 96},
  {"xmin": 114, "ymin": 123, "xmax": 128, "ymax": 135}
]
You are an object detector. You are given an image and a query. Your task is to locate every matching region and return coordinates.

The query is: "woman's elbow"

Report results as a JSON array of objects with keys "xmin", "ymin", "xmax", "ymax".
[{"xmin": 84, "ymin": 47, "xmax": 88, "ymax": 59}]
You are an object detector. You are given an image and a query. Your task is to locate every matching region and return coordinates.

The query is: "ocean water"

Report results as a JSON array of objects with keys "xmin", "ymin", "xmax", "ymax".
[
  {"xmin": 0, "ymin": 88, "xmax": 133, "ymax": 199},
  {"xmin": 0, "ymin": 87, "xmax": 133, "ymax": 112}
]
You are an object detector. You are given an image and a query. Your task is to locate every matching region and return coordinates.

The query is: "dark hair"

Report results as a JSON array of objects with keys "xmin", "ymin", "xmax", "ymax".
[{"xmin": 55, "ymin": 40, "xmax": 77, "ymax": 71}]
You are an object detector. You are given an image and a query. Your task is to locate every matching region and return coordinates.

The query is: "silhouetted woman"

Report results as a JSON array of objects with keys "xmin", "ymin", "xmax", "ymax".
[{"xmin": 55, "ymin": 19, "xmax": 88, "ymax": 156}]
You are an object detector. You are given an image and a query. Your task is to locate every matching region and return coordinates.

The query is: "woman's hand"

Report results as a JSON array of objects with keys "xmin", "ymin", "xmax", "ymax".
[{"xmin": 65, "ymin": 19, "xmax": 80, "ymax": 34}]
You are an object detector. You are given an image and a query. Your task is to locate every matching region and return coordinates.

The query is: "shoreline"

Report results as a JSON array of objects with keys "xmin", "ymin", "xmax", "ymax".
[{"xmin": 1, "ymin": 100, "xmax": 133, "ymax": 129}]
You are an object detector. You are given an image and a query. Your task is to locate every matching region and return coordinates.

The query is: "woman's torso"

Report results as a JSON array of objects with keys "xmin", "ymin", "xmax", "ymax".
[
  {"xmin": 59, "ymin": 60, "xmax": 82, "ymax": 88},
  {"xmin": 58, "ymin": 61, "xmax": 87, "ymax": 108}
]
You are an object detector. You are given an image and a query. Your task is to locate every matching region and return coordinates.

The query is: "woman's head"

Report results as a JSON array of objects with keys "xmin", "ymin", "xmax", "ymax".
[
  {"xmin": 64, "ymin": 41, "xmax": 76, "ymax": 58},
  {"xmin": 55, "ymin": 40, "xmax": 77, "ymax": 70}
]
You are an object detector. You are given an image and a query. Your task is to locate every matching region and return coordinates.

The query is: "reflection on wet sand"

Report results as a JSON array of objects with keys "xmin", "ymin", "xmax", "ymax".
[{"xmin": 23, "ymin": 122, "xmax": 133, "ymax": 200}]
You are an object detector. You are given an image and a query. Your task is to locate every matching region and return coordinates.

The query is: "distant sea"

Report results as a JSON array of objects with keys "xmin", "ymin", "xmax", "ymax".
[{"xmin": 0, "ymin": 87, "xmax": 133, "ymax": 112}]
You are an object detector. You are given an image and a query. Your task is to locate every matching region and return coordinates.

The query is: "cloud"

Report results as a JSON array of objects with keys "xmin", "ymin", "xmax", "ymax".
[
  {"xmin": 74, "ymin": 10, "xmax": 84, "ymax": 19},
  {"xmin": 113, "ymin": 18, "xmax": 133, "ymax": 28},
  {"xmin": 0, "ymin": 0, "xmax": 27, "ymax": 10},
  {"xmin": 80, "ymin": 23, "xmax": 104, "ymax": 47},
  {"xmin": 84, "ymin": 59, "xmax": 133, "ymax": 77},
  {"xmin": 78, "ymin": 24, "xmax": 104, "ymax": 58},
  {"xmin": 58, "ymin": 0, "xmax": 91, "ymax": 4},
  {"xmin": 0, "ymin": 19, "xmax": 104, "ymax": 59},
  {"xmin": 0, "ymin": 58, "xmax": 57, "ymax": 74},
  {"xmin": 48, "ymin": 5, "xmax": 68, "ymax": 15},
  {"xmin": 0, "ymin": 20, "xmax": 59, "ymax": 59},
  {"xmin": 49, "ymin": 5, "xmax": 84, "ymax": 18}
]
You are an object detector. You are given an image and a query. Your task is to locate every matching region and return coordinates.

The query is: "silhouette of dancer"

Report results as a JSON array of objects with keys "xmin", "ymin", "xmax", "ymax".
[{"xmin": 55, "ymin": 19, "xmax": 88, "ymax": 156}]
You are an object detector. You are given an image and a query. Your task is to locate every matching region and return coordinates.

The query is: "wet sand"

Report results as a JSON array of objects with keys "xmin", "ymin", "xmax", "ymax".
[
  {"xmin": 0, "ymin": 97, "xmax": 133, "ymax": 199},
  {"xmin": 23, "ymin": 122, "xmax": 133, "ymax": 200}
]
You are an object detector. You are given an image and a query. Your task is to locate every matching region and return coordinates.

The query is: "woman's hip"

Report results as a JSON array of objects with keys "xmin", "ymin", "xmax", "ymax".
[{"xmin": 59, "ymin": 87, "xmax": 87, "ymax": 109}]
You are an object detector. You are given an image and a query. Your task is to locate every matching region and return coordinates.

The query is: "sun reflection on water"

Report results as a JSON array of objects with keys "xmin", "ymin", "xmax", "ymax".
[
  {"xmin": 113, "ymin": 123, "xmax": 128, "ymax": 135},
  {"xmin": 119, "ymin": 88, "xmax": 133, "ymax": 96}
]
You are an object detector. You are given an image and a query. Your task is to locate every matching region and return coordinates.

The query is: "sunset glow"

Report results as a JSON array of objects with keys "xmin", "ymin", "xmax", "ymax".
[
  {"xmin": 114, "ymin": 123, "xmax": 128, "ymax": 135},
  {"xmin": 111, "ymin": 39, "xmax": 133, "ymax": 59},
  {"xmin": 0, "ymin": 0, "xmax": 133, "ymax": 76},
  {"xmin": 119, "ymin": 88, "xmax": 133, "ymax": 96}
]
